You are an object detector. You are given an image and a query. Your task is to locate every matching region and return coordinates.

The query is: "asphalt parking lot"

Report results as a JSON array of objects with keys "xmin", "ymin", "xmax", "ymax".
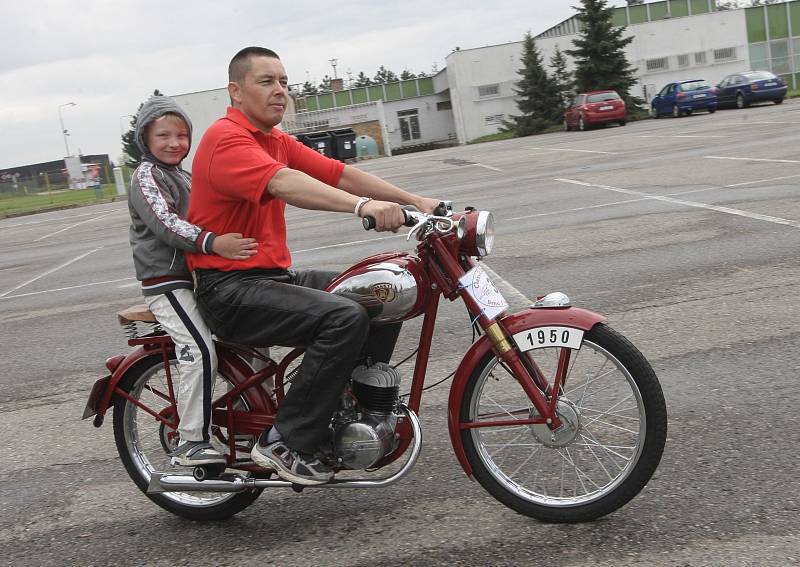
[{"xmin": 1, "ymin": 99, "xmax": 799, "ymax": 566}]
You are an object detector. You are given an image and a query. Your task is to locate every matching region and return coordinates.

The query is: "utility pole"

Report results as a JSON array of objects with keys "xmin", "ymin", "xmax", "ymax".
[
  {"xmin": 329, "ymin": 58, "xmax": 339, "ymax": 79},
  {"xmin": 58, "ymin": 102, "xmax": 77, "ymax": 157}
]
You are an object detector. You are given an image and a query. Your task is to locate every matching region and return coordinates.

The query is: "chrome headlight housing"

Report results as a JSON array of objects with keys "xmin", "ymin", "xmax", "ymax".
[{"xmin": 475, "ymin": 211, "xmax": 494, "ymax": 257}]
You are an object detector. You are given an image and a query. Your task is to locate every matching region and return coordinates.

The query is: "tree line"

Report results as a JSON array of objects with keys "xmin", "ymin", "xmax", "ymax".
[
  {"xmin": 506, "ymin": 0, "xmax": 641, "ymax": 136},
  {"xmin": 300, "ymin": 65, "xmax": 433, "ymax": 96}
]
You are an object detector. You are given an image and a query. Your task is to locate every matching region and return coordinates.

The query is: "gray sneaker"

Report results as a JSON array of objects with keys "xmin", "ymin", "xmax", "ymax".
[
  {"xmin": 170, "ymin": 441, "xmax": 227, "ymax": 467},
  {"xmin": 251, "ymin": 441, "xmax": 334, "ymax": 485}
]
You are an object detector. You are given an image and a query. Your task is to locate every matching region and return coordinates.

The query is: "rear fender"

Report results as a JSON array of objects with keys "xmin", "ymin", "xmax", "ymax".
[{"xmin": 447, "ymin": 306, "xmax": 606, "ymax": 477}]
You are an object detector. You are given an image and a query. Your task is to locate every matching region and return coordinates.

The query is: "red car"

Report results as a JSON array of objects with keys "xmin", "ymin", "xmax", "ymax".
[{"xmin": 564, "ymin": 90, "xmax": 627, "ymax": 131}]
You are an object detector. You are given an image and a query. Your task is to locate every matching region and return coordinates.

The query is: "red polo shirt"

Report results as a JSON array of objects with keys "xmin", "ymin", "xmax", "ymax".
[{"xmin": 186, "ymin": 107, "xmax": 345, "ymax": 271}]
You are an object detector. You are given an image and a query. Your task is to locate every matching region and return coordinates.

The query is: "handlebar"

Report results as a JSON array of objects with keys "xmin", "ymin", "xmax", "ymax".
[{"xmin": 362, "ymin": 202, "xmax": 449, "ymax": 231}]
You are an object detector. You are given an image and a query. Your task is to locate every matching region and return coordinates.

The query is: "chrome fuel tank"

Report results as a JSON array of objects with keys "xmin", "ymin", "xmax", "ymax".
[{"xmin": 326, "ymin": 253, "xmax": 430, "ymax": 323}]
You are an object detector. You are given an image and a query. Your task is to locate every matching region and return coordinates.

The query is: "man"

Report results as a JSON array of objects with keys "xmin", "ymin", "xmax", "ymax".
[{"xmin": 186, "ymin": 46, "xmax": 442, "ymax": 486}]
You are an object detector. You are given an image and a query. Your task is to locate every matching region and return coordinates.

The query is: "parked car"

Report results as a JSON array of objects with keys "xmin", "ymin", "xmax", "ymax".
[
  {"xmin": 564, "ymin": 90, "xmax": 627, "ymax": 131},
  {"xmin": 716, "ymin": 70, "xmax": 787, "ymax": 108},
  {"xmin": 650, "ymin": 80, "xmax": 717, "ymax": 118}
]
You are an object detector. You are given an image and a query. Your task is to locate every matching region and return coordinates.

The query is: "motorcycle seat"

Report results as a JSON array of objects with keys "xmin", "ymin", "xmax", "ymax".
[{"xmin": 117, "ymin": 305, "xmax": 157, "ymax": 326}]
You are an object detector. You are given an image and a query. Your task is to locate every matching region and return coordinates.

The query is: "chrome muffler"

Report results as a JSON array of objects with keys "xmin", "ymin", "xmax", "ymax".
[{"xmin": 147, "ymin": 406, "xmax": 422, "ymax": 494}]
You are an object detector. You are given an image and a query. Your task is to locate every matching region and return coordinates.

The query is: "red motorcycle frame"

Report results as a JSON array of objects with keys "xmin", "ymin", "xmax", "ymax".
[{"xmin": 85, "ymin": 208, "xmax": 667, "ymax": 522}]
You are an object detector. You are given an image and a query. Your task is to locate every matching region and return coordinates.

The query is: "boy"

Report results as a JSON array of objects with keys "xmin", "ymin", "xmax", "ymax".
[{"xmin": 128, "ymin": 95, "xmax": 257, "ymax": 467}]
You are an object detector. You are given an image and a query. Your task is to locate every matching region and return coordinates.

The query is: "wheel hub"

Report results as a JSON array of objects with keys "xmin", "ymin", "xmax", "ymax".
[{"xmin": 529, "ymin": 399, "xmax": 581, "ymax": 448}]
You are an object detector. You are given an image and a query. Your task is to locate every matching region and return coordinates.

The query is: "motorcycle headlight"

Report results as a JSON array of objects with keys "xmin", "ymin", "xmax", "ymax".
[
  {"xmin": 456, "ymin": 209, "xmax": 495, "ymax": 257},
  {"xmin": 476, "ymin": 211, "xmax": 494, "ymax": 257}
]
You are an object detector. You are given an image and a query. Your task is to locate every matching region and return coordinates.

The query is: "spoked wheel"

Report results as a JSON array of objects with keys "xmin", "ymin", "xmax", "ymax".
[
  {"xmin": 460, "ymin": 323, "xmax": 667, "ymax": 523},
  {"xmin": 112, "ymin": 354, "xmax": 262, "ymax": 520}
]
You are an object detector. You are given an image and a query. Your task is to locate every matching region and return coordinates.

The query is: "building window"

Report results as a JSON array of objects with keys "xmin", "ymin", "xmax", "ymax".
[
  {"xmin": 436, "ymin": 100, "xmax": 452, "ymax": 111},
  {"xmin": 694, "ymin": 51, "xmax": 707, "ymax": 65},
  {"xmin": 678, "ymin": 54, "xmax": 690, "ymax": 68},
  {"xmin": 646, "ymin": 57, "xmax": 669, "ymax": 71},
  {"xmin": 397, "ymin": 109, "xmax": 421, "ymax": 141},
  {"xmin": 484, "ymin": 114, "xmax": 504, "ymax": 125},
  {"xmin": 478, "ymin": 84, "xmax": 500, "ymax": 97},
  {"xmin": 713, "ymin": 47, "xmax": 736, "ymax": 62}
]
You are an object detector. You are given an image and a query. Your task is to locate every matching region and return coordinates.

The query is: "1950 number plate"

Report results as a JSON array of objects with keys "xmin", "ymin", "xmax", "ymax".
[{"xmin": 512, "ymin": 326, "xmax": 584, "ymax": 352}]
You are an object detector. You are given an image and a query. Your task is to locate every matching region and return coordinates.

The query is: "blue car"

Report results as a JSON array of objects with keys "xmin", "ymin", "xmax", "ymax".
[
  {"xmin": 716, "ymin": 70, "xmax": 787, "ymax": 109},
  {"xmin": 651, "ymin": 80, "xmax": 718, "ymax": 118}
]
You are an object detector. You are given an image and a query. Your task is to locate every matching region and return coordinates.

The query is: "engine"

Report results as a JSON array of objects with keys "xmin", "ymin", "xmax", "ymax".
[{"xmin": 332, "ymin": 363, "xmax": 402, "ymax": 470}]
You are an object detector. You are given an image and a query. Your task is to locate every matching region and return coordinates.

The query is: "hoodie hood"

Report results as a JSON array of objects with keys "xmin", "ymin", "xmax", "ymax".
[{"xmin": 134, "ymin": 96, "xmax": 193, "ymax": 166}]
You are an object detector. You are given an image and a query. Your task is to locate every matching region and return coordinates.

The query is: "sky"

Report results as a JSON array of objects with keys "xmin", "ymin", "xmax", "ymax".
[{"xmin": 0, "ymin": 0, "xmax": 626, "ymax": 170}]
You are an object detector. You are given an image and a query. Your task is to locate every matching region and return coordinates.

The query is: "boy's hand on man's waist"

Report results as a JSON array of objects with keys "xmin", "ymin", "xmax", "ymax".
[{"xmin": 213, "ymin": 233, "xmax": 258, "ymax": 260}]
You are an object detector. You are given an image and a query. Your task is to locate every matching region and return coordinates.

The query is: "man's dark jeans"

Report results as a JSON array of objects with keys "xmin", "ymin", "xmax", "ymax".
[{"xmin": 194, "ymin": 268, "xmax": 401, "ymax": 453}]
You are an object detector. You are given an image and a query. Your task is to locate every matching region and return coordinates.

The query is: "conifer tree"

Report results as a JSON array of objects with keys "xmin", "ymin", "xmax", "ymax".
[
  {"xmin": 121, "ymin": 89, "xmax": 163, "ymax": 168},
  {"xmin": 301, "ymin": 81, "xmax": 319, "ymax": 95},
  {"xmin": 550, "ymin": 46, "xmax": 575, "ymax": 114},
  {"xmin": 565, "ymin": 0, "xmax": 642, "ymax": 107},
  {"xmin": 506, "ymin": 32, "xmax": 562, "ymax": 136},
  {"xmin": 373, "ymin": 65, "xmax": 398, "ymax": 84},
  {"xmin": 354, "ymin": 72, "xmax": 373, "ymax": 87}
]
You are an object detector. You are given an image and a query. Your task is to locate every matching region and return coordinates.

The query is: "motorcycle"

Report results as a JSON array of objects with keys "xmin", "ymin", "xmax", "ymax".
[{"xmin": 84, "ymin": 204, "xmax": 667, "ymax": 522}]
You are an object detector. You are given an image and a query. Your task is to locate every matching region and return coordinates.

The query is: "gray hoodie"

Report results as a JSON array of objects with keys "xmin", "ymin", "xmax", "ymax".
[{"xmin": 128, "ymin": 96, "xmax": 216, "ymax": 296}]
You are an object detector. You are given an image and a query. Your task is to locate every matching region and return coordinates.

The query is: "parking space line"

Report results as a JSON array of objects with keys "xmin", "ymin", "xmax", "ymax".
[
  {"xmin": 0, "ymin": 247, "xmax": 102, "ymax": 298},
  {"xmin": 636, "ymin": 135, "xmax": 725, "ymax": 139},
  {"xmin": 554, "ymin": 178, "xmax": 800, "ymax": 229},
  {"xmin": 0, "ymin": 277, "xmax": 134, "ymax": 301},
  {"xmin": 34, "ymin": 211, "xmax": 115, "ymax": 242},
  {"xmin": 723, "ymin": 174, "xmax": 800, "ymax": 187},
  {"xmin": 704, "ymin": 156, "xmax": 800, "ymax": 164},
  {"xmin": 529, "ymin": 147, "xmax": 620, "ymax": 155}
]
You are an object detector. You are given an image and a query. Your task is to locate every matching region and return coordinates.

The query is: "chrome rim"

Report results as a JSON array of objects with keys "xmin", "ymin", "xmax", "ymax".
[
  {"xmin": 736, "ymin": 94, "xmax": 744, "ymax": 108},
  {"xmin": 123, "ymin": 361, "xmax": 253, "ymax": 507},
  {"xmin": 672, "ymin": 105, "xmax": 679, "ymax": 117},
  {"xmin": 579, "ymin": 116, "xmax": 584, "ymax": 130},
  {"xmin": 467, "ymin": 340, "xmax": 646, "ymax": 507}
]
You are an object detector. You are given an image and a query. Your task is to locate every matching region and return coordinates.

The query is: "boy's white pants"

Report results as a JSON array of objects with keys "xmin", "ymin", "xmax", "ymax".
[{"xmin": 145, "ymin": 289, "xmax": 216, "ymax": 443}]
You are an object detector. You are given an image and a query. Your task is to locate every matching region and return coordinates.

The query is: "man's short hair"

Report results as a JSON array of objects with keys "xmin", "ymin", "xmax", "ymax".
[{"xmin": 229, "ymin": 47, "xmax": 280, "ymax": 83}]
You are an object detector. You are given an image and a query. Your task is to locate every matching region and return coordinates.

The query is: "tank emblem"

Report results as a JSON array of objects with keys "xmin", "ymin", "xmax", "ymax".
[{"xmin": 372, "ymin": 283, "xmax": 397, "ymax": 303}]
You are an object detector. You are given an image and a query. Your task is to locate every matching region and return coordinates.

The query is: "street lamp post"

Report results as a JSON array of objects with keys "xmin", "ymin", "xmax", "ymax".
[{"xmin": 58, "ymin": 102, "xmax": 77, "ymax": 157}]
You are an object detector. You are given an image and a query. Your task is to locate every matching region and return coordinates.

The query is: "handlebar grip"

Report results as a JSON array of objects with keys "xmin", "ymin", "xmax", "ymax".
[{"xmin": 362, "ymin": 209, "xmax": 412, "ymax": 231}]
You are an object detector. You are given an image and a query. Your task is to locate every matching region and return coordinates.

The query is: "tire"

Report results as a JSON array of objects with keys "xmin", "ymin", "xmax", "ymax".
[
  {"xmin": 708, "ymin": 107, "xmax": 716, "ymax": 114},
  {"xmin": 685, "ymin": 109, "xmax": 693, "ymax": 116},
  {"xmin": 619, "ymin": 120, "xmax": 627, "ymax": 126},
  {"xmin": 736, "ymin": 93, "xmax": 746, "ymax": 109},
  {"xmin": 774, "ymin": 98, "xmax": 784, "ymax": 105},
  {"xmin": 650, "ymin": 105, "xmax": 659, "ymax": 119},
  {"xmin": 578, "ymin": 115, "xmax": 586, "ymax": 131},
  {"xmin": 563, "ymin": 119, "xmax": 570, "ymax": 132},
  {"xmin": 672, "ymin": 104, "xmax": 681, "ymax": 118},
  {"xmin": 459, "ymin": 323, "xmax": 667, "ymax": 523},
  {"xmin": 113, "ymin": 354, "xmax": 262, "ymax": 520}
]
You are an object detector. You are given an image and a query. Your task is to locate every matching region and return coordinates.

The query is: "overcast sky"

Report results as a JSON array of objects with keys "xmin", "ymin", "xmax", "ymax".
[{"xmin": 0, "ymin": 0, "xmax": 626, "ymax": 170}]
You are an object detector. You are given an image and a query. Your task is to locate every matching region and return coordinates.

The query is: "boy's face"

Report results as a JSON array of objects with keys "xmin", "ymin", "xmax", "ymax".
[
  {"xmin": 145, "ymin": 116, "xmax": 190, "ymax": 165},
  {"xmin": 229, "ymin": 55, "xmax": 288, "ymax": 132}
]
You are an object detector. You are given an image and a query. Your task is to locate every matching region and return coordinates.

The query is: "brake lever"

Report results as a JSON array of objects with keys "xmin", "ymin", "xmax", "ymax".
[{"xmin": 406, "ymin": 216, "xmax": 429, "ymax": 241}]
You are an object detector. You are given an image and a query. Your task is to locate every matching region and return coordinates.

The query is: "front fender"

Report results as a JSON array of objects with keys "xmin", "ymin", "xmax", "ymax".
[{"xmin": 447, "ymin": 306, "xmax": 606, "ymax": 477}]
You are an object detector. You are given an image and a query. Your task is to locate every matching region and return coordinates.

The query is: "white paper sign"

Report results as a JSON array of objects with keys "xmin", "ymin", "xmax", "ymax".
[{"xmin": 459, "ymin": 265, "xmax": 509, "ymax": 321}]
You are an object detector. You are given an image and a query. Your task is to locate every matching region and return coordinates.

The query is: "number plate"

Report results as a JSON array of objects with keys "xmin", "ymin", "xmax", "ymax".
[
  {"xmin": 764, "ymin": 81, "xmax": 776, "ymax": 86},
  {"xmin": 599, "ymin": 105, "xmax": 613, "ymax": 110},
  {"xmin": 512, "ymin": 326, "xmax": 584, "ymax": 352},
  {"xmin": 694, "ymin": 93, "xmax": 706, "ymax": 98}
]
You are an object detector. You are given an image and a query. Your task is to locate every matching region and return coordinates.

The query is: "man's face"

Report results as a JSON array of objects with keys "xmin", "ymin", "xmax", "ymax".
[
  {"xmin": 145, "ymin": 116, "xmax": 190, "ymax": 165},
  {"xmin": 230, "ymin": 56, "xmax": 288, "ymax": 131}
]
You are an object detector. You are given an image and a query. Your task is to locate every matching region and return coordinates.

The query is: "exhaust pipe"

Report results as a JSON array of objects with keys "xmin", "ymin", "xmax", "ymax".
[{"xmin": 148, "ymin": 406, "xmax": 422, "ymax": 494}]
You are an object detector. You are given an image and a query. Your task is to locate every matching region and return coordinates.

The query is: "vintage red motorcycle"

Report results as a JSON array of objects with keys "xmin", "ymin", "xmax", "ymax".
[{"xmin": 84, "ymin": 205, "xmax": 667, "ymax": 522}]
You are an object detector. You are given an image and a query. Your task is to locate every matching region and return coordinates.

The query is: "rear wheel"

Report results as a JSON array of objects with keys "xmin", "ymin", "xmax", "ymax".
[
  {"xmin": 578, "ymin": 115, "xmax": 586, "ymax": 131},
  {"xmin": 112, "ymin": 354, "xmax": 262, "ymax": 520},
  {"xmin": 563, "ymin": 119, "xmax": 570, "ymax": 132},
  {"xmin": 774, "ymin": 98, "xmax": 784, "ymax": 105},
  {"xmin": 619, "ymin": 119, "xmax": 627, "ymax": 126},
  {"xmin": 460, "ymin": 323, "xmax": 667, "ymax": 523},
  {"xmin": 708, "ymin": 107, "xmax": 717, "ymax": 114},
  {"xmin": 736, "ymin": 93, "xmax": 746, "ymax": 109},
  {"xmin": 672, "ymin": 104, "xmax": 681, "ymax": 118}
]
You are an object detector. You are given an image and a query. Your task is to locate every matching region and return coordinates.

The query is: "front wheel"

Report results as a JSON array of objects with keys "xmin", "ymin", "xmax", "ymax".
[
  {"xmin": 112, "ymin": 354, "xmax": 262, "ymax": 520},
  {"xmin": 459, "ymin": 323, "xmax": 667, "ymax": 523},
  {"xmin": 578, "ymin": 115, "xmax": 586, "ymax": 131},
  {"xmin": 708, "ymin": 107, "xmax": 717, "ymax": 114},
  {"xmin": 672, "ymin": 104, "xmax": 681, "ymax": 118},
  {"xmin": 774, "ymin": 98, "xmax": 784, "ymax": 105},
  {"xmin": 736, "ymin": 93, "xmax": 746, "ymax": 109}
]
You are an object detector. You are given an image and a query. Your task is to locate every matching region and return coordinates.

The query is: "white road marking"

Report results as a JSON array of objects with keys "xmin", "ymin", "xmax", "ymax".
[
  {"xmin": 529, "ymin": 147, "xmax": 619, "ymax": 155},
  {"xmin": 0, "ymin": 277, "xmax": 135, "ymax": 300},
  {"xmin": 723, "ymin": 174, "xmax": 800, "ymax": 187},
  {"xmin": 0, "ymin": 247, "xmax": 103, "ymax": 298},
  {"xmin": 507, "ymin": 197, "xmax": 648, "ymax": 221},
  {"xmin": 636, "ymin": 135, "xmax": 725, "ymax": 139},
  {"xmin": 481, "ymin": 263, "xmax": 532, "ymax": 308},
  {"xmin": 34, "ymin": 211, "xmax": 115, "ymax": 242},
  {"xmin": 0, "ymin": 210, "xmax": 101, "ymax": 230},
  {"xmin": 472, "ymin": 163, "xmax": 503, "ymax": 172},
  {"xmin": 294, "ymin": 233, "xmax": 406, "ymax": 254},
  {"xmin": 553, "ymin": 178, "xmax": 800, "ymax": 228},
  {"xmin": 704, "ymin": 156, "xmax": 800, "ymax": 164}
]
